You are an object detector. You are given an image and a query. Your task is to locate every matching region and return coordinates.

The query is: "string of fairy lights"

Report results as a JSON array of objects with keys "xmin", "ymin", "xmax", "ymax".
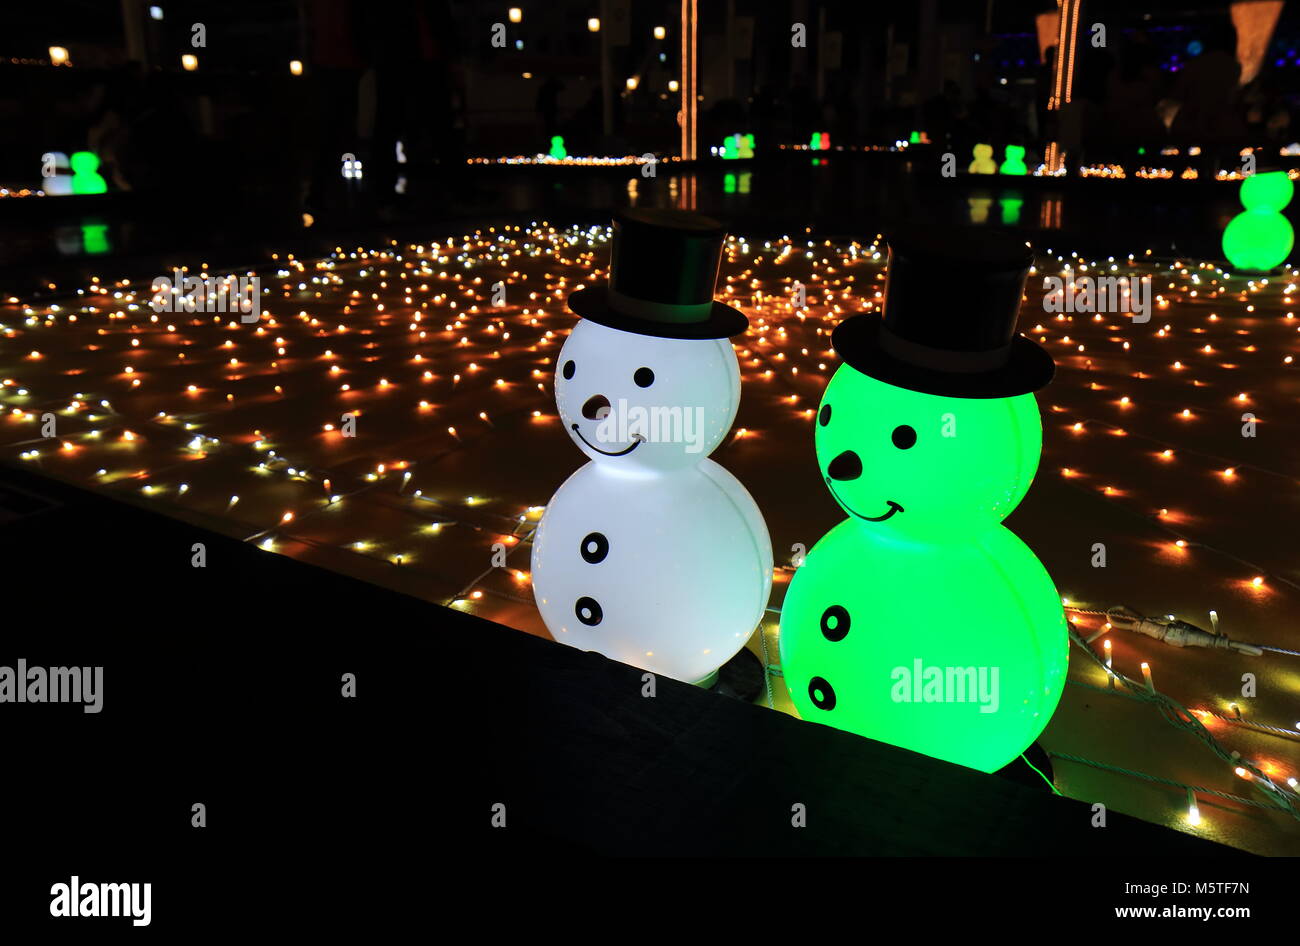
[
  {"xmin": 1, "ymin": 221, "xmax": 1296, "ymax": 848},
  {"xmin": 757, "ymin": 601, "xmax": 1300, "ymax": 822},
  {"xmin": 1061, "ymin": 619, "xmax": 1298, "ymax": 822}
]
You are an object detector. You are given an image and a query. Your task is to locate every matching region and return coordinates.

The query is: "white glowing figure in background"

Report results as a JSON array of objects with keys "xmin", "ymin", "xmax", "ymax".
[
  {"xmin": 531, "ymin": 209, "xmax": 772, "ymax": 684},
  {"xmin": 41, "ymin": 152, "xmax": 72, "ymax": 196}
]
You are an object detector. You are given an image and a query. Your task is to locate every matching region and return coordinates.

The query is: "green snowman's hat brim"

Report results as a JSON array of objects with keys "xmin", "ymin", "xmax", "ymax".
[{"xmin": 832, "ymin": 227, "xmax": 1055, "ymax": 398}]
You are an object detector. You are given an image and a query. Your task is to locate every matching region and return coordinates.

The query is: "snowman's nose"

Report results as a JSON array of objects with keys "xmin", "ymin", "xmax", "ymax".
[
  {"xmin": 827, "ymin": 450, "xmax": 862, "ymax": 481},
  {"xmin": 582, "ymin": 394, "xmax": 611, "ymax": 420}
]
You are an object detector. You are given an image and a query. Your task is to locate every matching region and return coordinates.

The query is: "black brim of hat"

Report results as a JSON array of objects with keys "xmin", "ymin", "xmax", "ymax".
[
  {"xmin": 831, "ymin": 314, "xmax": 1055, "ymax": 398},
  {"xmin": 568, "ymin": 286, "xmax": 749, "ymax": 339}
]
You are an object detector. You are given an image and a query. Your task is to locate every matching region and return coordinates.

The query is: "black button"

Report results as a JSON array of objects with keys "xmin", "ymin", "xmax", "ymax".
[
  {"xmin": 808, "ymin": 676, "xmax": 836, "ymax": 710},
  {"xmin": 820, "ymin": 605, "xmax": 850, "ymax": 642},
  {"xmin": 575, "ymin": 596, "xmax": 603, "ymax": 626},
  {"xmin": 580, "ymin": 532, "xmax": 609, "ymax": 564}
]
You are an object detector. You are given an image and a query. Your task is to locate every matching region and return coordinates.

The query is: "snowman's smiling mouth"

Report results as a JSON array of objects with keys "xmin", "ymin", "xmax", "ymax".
[
  {"xmin": 826, "ymin": 478, "xmax": 904, "ymax": 522},
  {"xmin": 571, "ymin": 423, "xmax": 644, "ymax": 457}
]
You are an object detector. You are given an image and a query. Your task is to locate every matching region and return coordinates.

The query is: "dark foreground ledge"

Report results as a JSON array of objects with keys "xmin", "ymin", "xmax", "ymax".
[{"xmin": 0, "ymin": 462, "xmax": 1235, "ymax": 861}]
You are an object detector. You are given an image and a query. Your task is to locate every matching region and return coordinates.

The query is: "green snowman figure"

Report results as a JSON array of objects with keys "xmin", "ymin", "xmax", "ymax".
[
  {"xmin": 779, "ymin": 229, "xmax": 1068, "ymax": 774},
  {"xmin": 1222, "ymin": 169, "xmax": 1294, "ymax": 272},
  {"xmin": 999, "ymin": 144, "xmax": 1028, "ymax": 175},
  {"xmin": 70, "ymin": 151, "xmax": 107, "ymax": 194}
]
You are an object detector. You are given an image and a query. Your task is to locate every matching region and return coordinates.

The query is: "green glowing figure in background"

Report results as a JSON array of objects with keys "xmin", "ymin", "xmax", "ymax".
[
  {"xmin": 1000, "ymin": 193, "xmax": 1023, "ymax": 226},
  {"xmin": 70, "ymin": 151, "xmax": 107, "ymax": 194},
  {"xmin": 1222, "ymin": 170, "xmax": 1294, "ymax": 271},
  {"xmin": 81, "ymin": 222, "xmax": 110, "ymax": 254},
  {"xmin": 779, "ymin": 229, "xmax": 1068, "ymax": 774},
  {"xmin": 999, "ymin": 144, "xmax": 1027, "ymax": 175},
  {"xmin": 549, "ymin": 135, "xmax": 567, "ymax": 160}
]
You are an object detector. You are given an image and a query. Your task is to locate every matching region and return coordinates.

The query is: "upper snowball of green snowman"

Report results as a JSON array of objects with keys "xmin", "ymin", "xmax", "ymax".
[
  {"xmin": 820, "ymin": 227, "xmax": 1054, "ymax": 538},
  {"xmin": 1240, "ymin": 169, "xmax": 1294, "ymax": 212},
  {"xmin": 815, "ymin": 371, "xmax": 1041, "ymax": 538}
]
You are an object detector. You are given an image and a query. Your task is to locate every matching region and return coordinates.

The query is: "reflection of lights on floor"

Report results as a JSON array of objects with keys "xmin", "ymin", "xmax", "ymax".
[{"xmin": 0, "ymin": 225, "xmax": 1292, "ymax": 654}]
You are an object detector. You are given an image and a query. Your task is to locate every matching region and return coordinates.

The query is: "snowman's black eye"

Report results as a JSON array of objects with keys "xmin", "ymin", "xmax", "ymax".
[
  {"xmin": 562, "ymin": 360, "xmax": 575, "ymax": 380},
  {"xmin": 891, "ymin": 424, "xmax": 917, "ymax": 449},
  {"xmin": 819, "ymin": 403, "xmax": 832, "ymax": 426},
  {"xmin": 634, "ymin": 367, "xmax": 654, "ymax": 387}
]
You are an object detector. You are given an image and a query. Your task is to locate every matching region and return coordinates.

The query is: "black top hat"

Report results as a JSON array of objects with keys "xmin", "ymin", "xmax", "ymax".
[
  {"xmin": 567, "ymin": 208, "xmax": 749, "ymax": 339},
  {"xmin": 831, "ymin": 227, "xmax": 1054, "ymax": 398}
]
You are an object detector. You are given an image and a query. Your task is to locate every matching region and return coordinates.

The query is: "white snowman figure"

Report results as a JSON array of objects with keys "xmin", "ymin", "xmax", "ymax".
[{"xmin": 531, "ymin": 209, "xmax": 773, "ymax": 686}]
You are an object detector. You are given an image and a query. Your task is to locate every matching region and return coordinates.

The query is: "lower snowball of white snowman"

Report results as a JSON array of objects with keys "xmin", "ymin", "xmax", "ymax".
[
  {"xmin": 531, "ymin": 318, "xmax": 772, "ymax": 683},
  {"xmin": 532, "ymin": 459, "xmax": 772, "ymax": 683}
]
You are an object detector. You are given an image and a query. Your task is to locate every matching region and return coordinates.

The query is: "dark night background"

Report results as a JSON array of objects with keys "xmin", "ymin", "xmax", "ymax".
[{"xmin": 0, "ymin": 0, "xmax": 1293, "ymax": 929}]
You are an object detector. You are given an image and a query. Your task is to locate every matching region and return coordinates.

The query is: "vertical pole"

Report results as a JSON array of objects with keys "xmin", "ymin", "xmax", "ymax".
[
  {"xmin": 816, "ymin": 5, "xmax": 826, "ymax": 102},
  {"xmin": 725, "ymin": 0, "xmax": 736, "ymax": 100},
  {"xmin": 916, "ymin": 0, "xmax": 938, "ymax": 128},
  {"xmin": 297, "ymin": 0, "xmax": 308, "ymax": 64},
  {"xmin": 121, "ymin": 0, "xmax": 148, "ymax": 67},
  {"xmin": 884, "ymin": 22, "xmax": 894, "ymax": 108},
  {"xmin": 1045, "ymin": 0, "xmax": 1082, "ymax": 172},
  {"xmin": 600, "ymin": 0, "xmax": 613, "ymax": 138},
  {"xmin": 680, "ymin": 0, "xmax": 697, "ymax": 161}
]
